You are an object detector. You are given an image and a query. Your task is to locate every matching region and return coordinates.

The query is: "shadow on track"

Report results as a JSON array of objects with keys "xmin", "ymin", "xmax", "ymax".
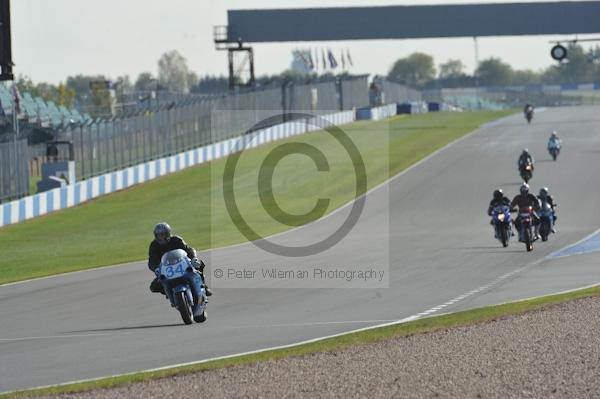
[
  {"xmin": 456, "ymin": 246, "xmax": 501, "ymax": 250},
  {"xmin": 483, "ymin": 249, "xmax": 528, "ymax": 254},
  {"xmin": 65, "ymin": 323, "xmax": 182, "ymax": 334},
  {"xmin": 499, "ymin": 182, "xmax": 522, "ymax": 187},
  {"xmin": 456, "ymin": 246, "xmax": 526, "ymax": 254}
]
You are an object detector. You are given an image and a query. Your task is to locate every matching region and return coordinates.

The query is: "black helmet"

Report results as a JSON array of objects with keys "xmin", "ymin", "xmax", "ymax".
[
  {"xmin": 493, "ymin": 189, "xmax": 504, "ymax": 201},
  {"xmin": 154, "ymin": 222, "xmax": 172, "ymax": 245},
  {"xmin": 520, "ymin": 182, "xmax": 530, "ymax": 195},
  {"xmin": 539, "ymin": 187, "xmax": 548, "ymax": 198}
]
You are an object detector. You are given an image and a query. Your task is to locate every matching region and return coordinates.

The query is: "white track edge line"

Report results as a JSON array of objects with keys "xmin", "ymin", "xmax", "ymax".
[{"xmin": 3, "ymin": 278, "xmax": 599, "ymax": 396}]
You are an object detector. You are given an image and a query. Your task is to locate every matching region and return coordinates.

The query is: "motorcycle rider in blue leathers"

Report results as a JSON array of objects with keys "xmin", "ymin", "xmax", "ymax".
[
  {"xmin": 548, "ymin": 131, "xmax": 562, "ymax": 152},
  {"xmin": 537, "ymin": 187, "xmax": 557, "ymax": 233}
]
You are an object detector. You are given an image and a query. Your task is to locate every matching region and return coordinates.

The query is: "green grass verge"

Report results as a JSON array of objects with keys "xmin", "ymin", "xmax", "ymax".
[
  {"xmin": 3, "ymin": 283, "xmax": 599, "ymax": 398},
  {"xmin": 0, "ymin": 111, "xmax": 512, "ymax": 284}
]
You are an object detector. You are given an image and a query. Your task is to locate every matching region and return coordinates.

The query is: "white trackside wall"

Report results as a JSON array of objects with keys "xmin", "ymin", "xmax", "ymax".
[{"xmin": 0, "ymin": 110, "xmax": 356, "ymax": 228}]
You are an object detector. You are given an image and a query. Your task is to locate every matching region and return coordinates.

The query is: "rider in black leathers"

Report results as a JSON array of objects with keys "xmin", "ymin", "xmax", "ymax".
[
  {"xmin": 510, "ymin": 183, "xmax": 541, "ymax": 241},
  {"xmin": 518, "ymin": 148, "xmax": 534, "ymax": 175},
  {"xmin": 524, "ymin": 104, "xmax": 534, "ymax": 119},
  {"xmin": 148, "ymin": 222, "xmax": 212, "ymax": 296},
  {"xmin": 487, "ymin": 189, "xmax": 511, "ymax": 216}
]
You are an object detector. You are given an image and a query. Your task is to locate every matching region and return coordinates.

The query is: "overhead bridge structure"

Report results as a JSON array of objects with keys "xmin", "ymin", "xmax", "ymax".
[
  {"xmin": 216, "ymin": 1, "xmax": 600, "ymax": 88},
  {"xmin": 222, "ymin": 2, "xmax": 600, "ymax": 42}
]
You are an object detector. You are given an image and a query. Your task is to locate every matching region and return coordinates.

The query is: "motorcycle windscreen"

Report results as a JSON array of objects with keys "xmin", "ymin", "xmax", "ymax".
[{"xmin": 160, "ymin": 249, "xmax": 188, "ymax": 266}]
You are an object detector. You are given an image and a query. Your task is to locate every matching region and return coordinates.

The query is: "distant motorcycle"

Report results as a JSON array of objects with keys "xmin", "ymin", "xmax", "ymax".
[
  {"xmin": 520, "ymin": 162, "xmax": 533, "ymax": 183},
  {"xmin": 157, "ymin": 249, "xmax": 208, "ymax": 325},
  {"xmin": 548, "ymin": 141, "xmax": 561, "ymax": 161},
  {"xmin": 538, "ymin": 202, "xmax": 555, "ymax": 242},
  {"xmin": 518, "ymin": 206, "xmax": 536, "ymax": 252},
  {"xmin": 492, "ymin": 205, "xmax": 512, "ymax": 247},
  {"xmin": 525, "ymin": 106, "xmax": 534, "ymax": 124}
]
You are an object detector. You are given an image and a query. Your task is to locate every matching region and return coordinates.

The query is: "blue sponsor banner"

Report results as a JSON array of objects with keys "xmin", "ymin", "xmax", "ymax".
[
  {"xmin": 3, "ymin": 202, "xmax": 10, "ymax": 224},
  {"xmin": 86, "ymin": 179, "xmax": 94, "ymax": 199},
  {"xmin": 74, "ymin": 183, "xmax": 81, "ymax": 205},
  {"xmin": 99, "ymin": 176, "xmax": 106, "ymax": 195},
  {"xmin": 33, "ymin": 194, "xmax": 40, "ymax": 217},
  {"xmin": 18, "ymin": 199, "xmax": 26, "ymax": 222},
  {"xmin": 560, "ymin": 83, "xmax": 578, "ymax": 90},
  {"xmin": 47, "ymin": 191, "xmax": 55, "ymax": 212},
  {"xmin": 60, "ymin": 187, "xmax": 68, "ymax": 209}
]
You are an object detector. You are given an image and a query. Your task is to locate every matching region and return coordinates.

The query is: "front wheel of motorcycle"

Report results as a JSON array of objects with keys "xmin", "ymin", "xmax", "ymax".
[
  {"xmin": 175, "ymin": 291, "xmax": 194, "ymax": 325},
  {"xmin": 541, "ymin": 220, "xmax": 550, "ymax": 242},
  {"xmin": 500, "ymin": 227, "xmax": 509, "ymax": 247},
  {"xmin": 194, "ymin": 310, "xmax": 207, "ymax": 323},
  {"xmin": 524, "ymin": 229, "xmax": 533, "ymax": 252}
]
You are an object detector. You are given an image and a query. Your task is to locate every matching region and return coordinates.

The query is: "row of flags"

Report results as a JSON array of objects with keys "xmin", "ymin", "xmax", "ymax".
[{"xmin": 295, "ymin": 48, "xmax": 354, "ymax": 72}]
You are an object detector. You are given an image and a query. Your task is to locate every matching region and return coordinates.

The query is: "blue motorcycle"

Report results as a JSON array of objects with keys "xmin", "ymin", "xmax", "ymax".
[
  {"xmin": 548, "ymin": 142, "xmax": 561, "ymax": 161},
  {"xmin": 492, "ymin": 205, "xmax": 512, "ymax": 247},
  {"xmin": 157, "ymin": 249, "xmax": 208, "ymax": 325},
  {"xmin": 538, "ymin": 202, "xmax": 555, "ymax": 242}
]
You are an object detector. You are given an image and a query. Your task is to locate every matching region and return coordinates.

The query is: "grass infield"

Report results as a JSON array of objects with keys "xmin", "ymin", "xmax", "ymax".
[{"xmin": 0, "ymin": 111, "xmax": 511, "ymax": 284}]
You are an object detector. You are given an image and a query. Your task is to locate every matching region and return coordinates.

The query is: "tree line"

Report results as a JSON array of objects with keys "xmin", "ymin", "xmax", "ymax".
[
  {"xmin": 388, "ymin": 44, "xmax": 600, "ymax": 89},
  {"xmin": 15, "ymin": 43, "xmax": 600, "ymax": 113}
]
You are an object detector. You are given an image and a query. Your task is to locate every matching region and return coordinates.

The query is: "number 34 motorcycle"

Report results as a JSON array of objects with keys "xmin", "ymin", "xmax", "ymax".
[{"xmin": 156, "ymin": 249, "xmax": 208, "ymax": 325}]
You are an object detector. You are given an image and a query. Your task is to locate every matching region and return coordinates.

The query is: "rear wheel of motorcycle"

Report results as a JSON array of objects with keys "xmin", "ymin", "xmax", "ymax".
[{"xmin": 175, "ymin": 291, "xmax": 193, "ymax": 325}]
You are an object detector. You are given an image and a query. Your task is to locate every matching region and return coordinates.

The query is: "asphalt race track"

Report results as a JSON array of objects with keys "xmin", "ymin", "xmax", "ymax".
[{"xmin": 2, "ymin": 106, "xmax": 600, "ymax": 392}]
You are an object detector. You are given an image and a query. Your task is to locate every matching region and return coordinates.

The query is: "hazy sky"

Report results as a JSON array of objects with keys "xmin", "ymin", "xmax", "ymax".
[{"xmin": 13, "ymin": 0, "xmax": 600, "ymax": 84}]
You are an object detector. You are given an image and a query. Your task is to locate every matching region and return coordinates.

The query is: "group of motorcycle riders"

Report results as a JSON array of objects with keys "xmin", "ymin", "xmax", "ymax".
[
  {"xmin": 487, "ymin": 104, "xmax": 562, "ymax": 245},
  {"xmin": 145, "ymin": 104, "xmax": 564, "ymax": 299}
]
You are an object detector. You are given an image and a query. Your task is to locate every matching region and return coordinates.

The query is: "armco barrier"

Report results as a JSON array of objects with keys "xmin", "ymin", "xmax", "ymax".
[
  {"xmin": 0, "ymin": 110, "xmax": 355, "ymax": 228},
  {"xmin": 370, "ymin": 104, "xmax": 398, "ymax": 121},
  {"xmin": 397, "ymin": 101, "xmax": 429, "ymax": 114},
  {"xmin": 485, "ymin": 83, "xmax": 600, "ymax": 93},
  {"xmin": 356, "ymin": 104, "xmax": 398, "ymax": 121}
]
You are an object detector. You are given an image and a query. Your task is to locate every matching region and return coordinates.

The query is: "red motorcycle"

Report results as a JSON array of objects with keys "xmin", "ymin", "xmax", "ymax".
[{"xmin": 518, "ymin": 206, "xmax": 536, "ymax": 252}]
